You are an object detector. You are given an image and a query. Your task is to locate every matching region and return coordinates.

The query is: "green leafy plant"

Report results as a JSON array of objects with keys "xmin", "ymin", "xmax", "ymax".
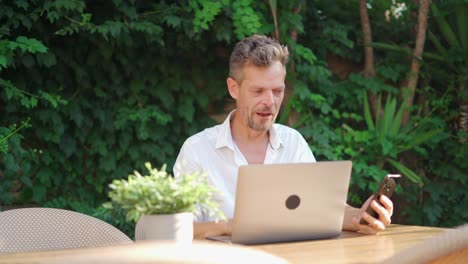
[
  {"xmin": 103, "ymin": 162, "xmax": 225, "ymax": 223},
  {"xmin": 343, "ymin": 92, "xmax": 441, "ymax": 186}
]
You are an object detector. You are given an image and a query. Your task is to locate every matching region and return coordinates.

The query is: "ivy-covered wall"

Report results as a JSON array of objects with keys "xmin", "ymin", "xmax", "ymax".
[{"xmin": 1, "ymin": 0, "xmax": 466, "ymax": 232}]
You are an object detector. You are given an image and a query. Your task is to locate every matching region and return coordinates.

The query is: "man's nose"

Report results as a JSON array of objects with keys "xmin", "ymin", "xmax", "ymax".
[{"xmin": 262, "ymin": 90, "xmax": 275, "ymax": 107}]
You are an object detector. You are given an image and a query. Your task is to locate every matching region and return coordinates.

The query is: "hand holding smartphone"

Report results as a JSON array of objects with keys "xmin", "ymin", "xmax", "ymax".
[{"xmin": 359, "ymin": 174, "xmax": 401, "ymax": 225}]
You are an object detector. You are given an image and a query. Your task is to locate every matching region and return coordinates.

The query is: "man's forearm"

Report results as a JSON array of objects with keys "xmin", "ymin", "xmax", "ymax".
[{"xmin": 193, "ymin": 220, "xmax": 231, "ymax": 239}]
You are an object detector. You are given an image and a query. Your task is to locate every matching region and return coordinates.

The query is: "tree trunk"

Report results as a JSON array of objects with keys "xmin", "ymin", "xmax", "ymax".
[
  {"xmin": 359, "ymin": 0, "xmax": 379, "ymax": 119},
  {"xmin": 282, "ymin": 3, "xmax": 302, "ymax": 126},
  {"xmin": 268, "ymin": 0, "xmax": 280, "ymax": 40},
  {"xmin": 401, "ymin": 0, "xmax": 431, "ymax": 126}
]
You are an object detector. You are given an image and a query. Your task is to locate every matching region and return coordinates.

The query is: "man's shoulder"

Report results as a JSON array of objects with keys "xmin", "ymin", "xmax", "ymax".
[
  {"xmin": 272, "ymin": 123, "xmax": 303, "ymax": 138},
  {"xmin": 183, "ymin": 123, "xmax": 222, "ymax": 145}
]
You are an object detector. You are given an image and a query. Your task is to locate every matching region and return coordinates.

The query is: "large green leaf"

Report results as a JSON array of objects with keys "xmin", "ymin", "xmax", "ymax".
[
  {"xmin": 431, "ymin": 4, "xmax": 460, "ymax": 49},
  {"xmin": 427, "ymin": 31, "xmax": 449, "ymax": 60},
  {"xmin": 429, "ymin": 3, "xmax": 468, "ymax": 69},
  {"xmin": 379, "ymin": 96, "xmax": 396, "ymax": 137},
  {"xmin": 371, "ymin": 41, "xmax": 446, "ymax": 62},
  {"xmin": 386, "ymin": 159, "xmax": 424, "ymax": 186},
  {"xmin": 363, "ymin": 92, "xmax": 375, "ymax": 131},
  {"xmin": 390, "ymin": 99, "xmax": 405, "ymax": 136},
  {"xmin": 400, "ymin": 128, "xmax": 442, "ymax": 152}
]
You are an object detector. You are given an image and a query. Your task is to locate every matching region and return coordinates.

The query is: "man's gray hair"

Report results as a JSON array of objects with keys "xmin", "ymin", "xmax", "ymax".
[{"xmin": 229, "ymin": 35, "xmax": 289, "ymax": 82}]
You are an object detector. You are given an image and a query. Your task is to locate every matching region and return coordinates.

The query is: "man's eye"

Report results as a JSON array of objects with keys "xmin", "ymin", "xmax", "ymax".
[{"xmin": 274, "ymin": 89, "xmax": 284, "ymax": 95}]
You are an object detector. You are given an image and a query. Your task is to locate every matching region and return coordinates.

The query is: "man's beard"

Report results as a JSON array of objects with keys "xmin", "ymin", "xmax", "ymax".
[{"xmin": 247, "ymin": 107, "xmax": 277, "ymax": 131}]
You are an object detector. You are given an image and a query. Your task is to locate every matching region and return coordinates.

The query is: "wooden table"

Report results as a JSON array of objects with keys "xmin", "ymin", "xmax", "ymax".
[
  {"xmin": 0, "ymin": 225, "xmax": 448, "ymax": 263},
  {"xmin": 252, "ymin": 224, "xmax": 447, "ymax": 263}
]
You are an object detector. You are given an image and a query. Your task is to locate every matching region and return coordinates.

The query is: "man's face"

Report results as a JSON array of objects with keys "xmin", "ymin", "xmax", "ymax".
[{"xmin": 228, "ymin": 61, "xmax": 286, "ymax": 132}]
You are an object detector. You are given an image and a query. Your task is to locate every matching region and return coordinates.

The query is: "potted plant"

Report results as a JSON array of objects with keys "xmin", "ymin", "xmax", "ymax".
[{"xmin": 104, "ymin": 162, "xmax": 224, "ymax": 243}]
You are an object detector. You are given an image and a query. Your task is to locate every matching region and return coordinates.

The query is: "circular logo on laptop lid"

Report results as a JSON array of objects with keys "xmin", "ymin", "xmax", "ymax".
[{"xmin": 285, "ymin": 194, "xmax": 301, "ymax": 210}]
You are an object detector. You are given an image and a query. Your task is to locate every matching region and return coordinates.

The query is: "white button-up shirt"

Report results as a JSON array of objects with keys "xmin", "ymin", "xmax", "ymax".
[{"xmin": 173, "ymin": 110, "xmax": 316, "ymax": 222}]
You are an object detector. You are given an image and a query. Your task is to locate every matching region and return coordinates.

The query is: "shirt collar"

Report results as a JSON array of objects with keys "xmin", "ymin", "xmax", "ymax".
[
  {"xmin": 215, "ymin": 109, "xmax": 284, "ymax": 150},
  {"xmin": 269, "ymin": 123, "xmax": 282, "ymax": 150},
  {"xmin": 215, "ymin": 110, "xmax": 236, "ymax": 150}
]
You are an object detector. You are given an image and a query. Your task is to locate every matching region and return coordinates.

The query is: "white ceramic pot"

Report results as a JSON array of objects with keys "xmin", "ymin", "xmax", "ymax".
[{"xmin": 135, "ymin": 212, "xmax": 193, "ymax": 243}]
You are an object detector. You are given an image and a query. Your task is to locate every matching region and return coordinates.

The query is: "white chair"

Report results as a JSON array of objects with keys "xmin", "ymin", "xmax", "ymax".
[
  {"xmin": 0, "ymin": 207, "xmax": 133, "ymax": 253},
  {"xmin": 381, "ymin": 224, "xmax": 468, "ymax": 264}
]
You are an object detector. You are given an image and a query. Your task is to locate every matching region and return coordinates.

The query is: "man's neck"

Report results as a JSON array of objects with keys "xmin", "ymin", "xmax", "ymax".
[
  {"xmin": 230, "ymin": 111, "xmax": 270, "ymax": 164},
  {"xmin": 230, "ymin": 112, "xmax": 269, "ymax": 145}
]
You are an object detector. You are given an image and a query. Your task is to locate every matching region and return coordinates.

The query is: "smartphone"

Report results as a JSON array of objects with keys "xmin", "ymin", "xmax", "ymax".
[{"xmin": 359, "ymin": 174, "xmax": 401, "ymax": 225}]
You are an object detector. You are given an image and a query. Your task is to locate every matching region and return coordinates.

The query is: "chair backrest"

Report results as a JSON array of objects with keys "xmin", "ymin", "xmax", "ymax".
[
  {"xmin": 0, "ymin": 207, "xmax": 133, "ymax": 253},
  {"xmin": 381, "ymin": 224, "xmax": 468, "ymax": 264}
]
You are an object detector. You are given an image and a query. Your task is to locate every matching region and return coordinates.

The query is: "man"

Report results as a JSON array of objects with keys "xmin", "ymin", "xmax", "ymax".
[{"xmin": 174, "ymin": 35, "xmax": 393, "ymax": 239}]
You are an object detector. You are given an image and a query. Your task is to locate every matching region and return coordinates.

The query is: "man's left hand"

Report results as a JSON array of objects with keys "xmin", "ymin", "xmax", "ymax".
[{"xmin": 352, "ymin": 195, "xmax": 393, "ymax": 235}]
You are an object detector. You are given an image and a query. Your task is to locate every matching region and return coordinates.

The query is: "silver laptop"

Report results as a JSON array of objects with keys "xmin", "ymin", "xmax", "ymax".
[{"xmin": 208, "ymin": 160, "xmax": 352, "ymax": 244}]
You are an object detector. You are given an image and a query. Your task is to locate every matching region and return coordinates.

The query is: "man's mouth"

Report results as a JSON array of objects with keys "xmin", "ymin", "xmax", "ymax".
[{"xmin": 257, "ymin": 112, "xmax": 272, "ymax": 117}]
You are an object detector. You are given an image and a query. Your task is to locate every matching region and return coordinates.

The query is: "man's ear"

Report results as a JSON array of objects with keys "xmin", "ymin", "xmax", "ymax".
[{"xmin": 226, "ymin": 77, "xmax": 239, "ymax": 100}]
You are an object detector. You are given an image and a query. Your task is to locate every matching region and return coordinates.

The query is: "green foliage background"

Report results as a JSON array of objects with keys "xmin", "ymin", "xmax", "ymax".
[{"xmin": 1, "ymin": 0, "xmax": 466, "ymax": 235}]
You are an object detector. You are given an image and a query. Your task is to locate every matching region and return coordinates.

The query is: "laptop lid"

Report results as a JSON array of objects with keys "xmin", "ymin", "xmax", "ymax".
[{"xmin": 231, "ymin": 160, "xmax": 352, "ymax": 244}]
